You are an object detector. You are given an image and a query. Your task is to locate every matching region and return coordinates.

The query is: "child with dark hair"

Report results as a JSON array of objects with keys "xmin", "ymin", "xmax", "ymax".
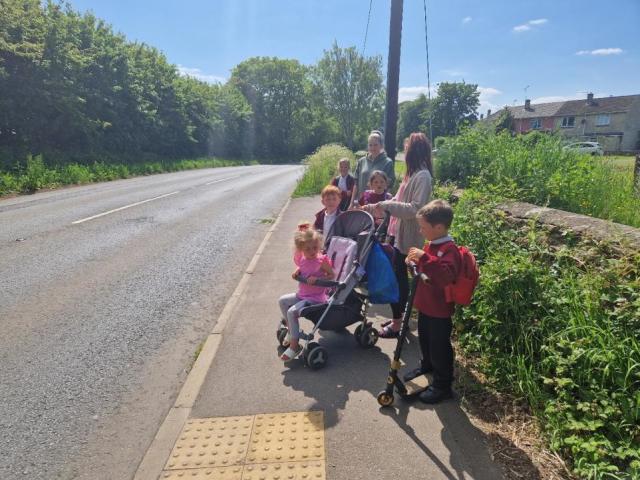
[
  {"xmin": 357, "ymin": 170, "xmax": 392, "ymax": 207},
  {"xmin": 404, "ymin": 199, "xmax": 461, "ymax": 404}
]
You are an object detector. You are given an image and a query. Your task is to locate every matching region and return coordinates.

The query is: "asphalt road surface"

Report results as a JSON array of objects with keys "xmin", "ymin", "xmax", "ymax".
[{"xmin": 0, "ymin": 164, "xmax": 302, "ymax": 479}]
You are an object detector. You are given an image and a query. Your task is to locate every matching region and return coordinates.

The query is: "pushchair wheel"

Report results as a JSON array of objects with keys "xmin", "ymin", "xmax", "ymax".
[
  {"xmin": 276, "ymin": 325, "xmax": 289, "ymax": 347},
  {"xmin": 304, "ymin": 342, "xmax": 328, "ymax": 370},
  {"xmin": 377, "ymin": 390, "xmax": 394, "ymax": 407},
  {"xmin": 354, "ymin": 324, "xmax": 378, "ymax": 349}
]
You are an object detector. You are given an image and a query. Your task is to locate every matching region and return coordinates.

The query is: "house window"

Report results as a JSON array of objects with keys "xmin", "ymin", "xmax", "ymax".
[
  {"xmin": 561, "ymin": 116, "xmax": 575, "ymax": 127},
  {"xmin": 530, "ymin": 118, "xmax": 542, "ymax": 130},
  {"xmin": 595, "ymin": 114, "xmax": 610, "ymax": 126}
]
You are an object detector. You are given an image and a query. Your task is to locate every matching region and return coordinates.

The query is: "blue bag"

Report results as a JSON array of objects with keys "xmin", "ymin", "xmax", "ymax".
[{"xmin": 365, "ymin": 242, "xmax": 399, "ymax": 304}]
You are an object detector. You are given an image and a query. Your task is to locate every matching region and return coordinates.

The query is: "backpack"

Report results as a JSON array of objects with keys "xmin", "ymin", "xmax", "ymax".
[
  {"xmin": 365, "ymin": 242, "xmax": 400, "ymax": 304},
  {"xmin": 444, "ymin": 245, "xmax": 479, "ymax": 306}
]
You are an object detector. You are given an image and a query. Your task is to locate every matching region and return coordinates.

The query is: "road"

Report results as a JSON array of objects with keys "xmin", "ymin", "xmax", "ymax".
[{"xmin": 0, "ymin": 164, "xmax": 302, "ymax": 479}]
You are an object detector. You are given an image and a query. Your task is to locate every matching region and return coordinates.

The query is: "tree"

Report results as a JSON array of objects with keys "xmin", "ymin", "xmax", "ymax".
[
  {"xmin": 397, "ymin": 94, "xmax": 431, "ymax": 147},
  {"xmin": 430, "ymin": 82, "xmax": 480, "ymax": 138},
  {"xmin": 231, "ymin": 57, "xmax": 310, "ymax": 159},
  {"xmin": 313, "ymin": 42, "xmax": 384, "ymax": 149}
]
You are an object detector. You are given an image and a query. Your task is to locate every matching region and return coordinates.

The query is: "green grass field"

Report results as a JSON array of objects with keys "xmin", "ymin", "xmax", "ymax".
[{"xmin": 601, "ymin": 155, "xmax": 636, "ymax": 173}]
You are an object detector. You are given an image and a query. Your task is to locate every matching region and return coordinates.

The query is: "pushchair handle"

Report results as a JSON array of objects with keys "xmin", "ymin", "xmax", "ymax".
[
  {"xmin": 295, "ymin": 274, "xmax": 341, "ymax": 289},
  {"xmin": 407, "ymin": 261, "xmax": 429, "ymax": 283}
]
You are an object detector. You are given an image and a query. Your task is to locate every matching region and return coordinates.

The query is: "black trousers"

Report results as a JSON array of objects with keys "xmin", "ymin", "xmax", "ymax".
[
  {"xmin": 418, "ymin": 312, "xmax": 454, "ymax": 390},
  {"xmin": 390, "ymin": 248, "xmax": 409, "ymax": 319}
]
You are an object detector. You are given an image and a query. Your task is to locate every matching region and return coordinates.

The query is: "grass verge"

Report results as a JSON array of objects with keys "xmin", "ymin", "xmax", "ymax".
[
  {"xmin": 292, "ymin": 144, "xmax": 354, "ymax": 197},
  {"xmin": 0, "ymin": 155, "xmax": 258, "ymax": 196}
]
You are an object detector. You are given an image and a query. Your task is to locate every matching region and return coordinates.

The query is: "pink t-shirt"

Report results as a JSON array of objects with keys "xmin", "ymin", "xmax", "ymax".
[{"xmin": 295, "ymin": 253, "xmax": 333, "ymax": 303}]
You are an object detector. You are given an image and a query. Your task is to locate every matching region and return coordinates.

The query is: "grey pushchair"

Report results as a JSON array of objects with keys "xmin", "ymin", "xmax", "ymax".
[{"xmin": 277, "ymin": 210, "xmax": 389, "ymax": 369}]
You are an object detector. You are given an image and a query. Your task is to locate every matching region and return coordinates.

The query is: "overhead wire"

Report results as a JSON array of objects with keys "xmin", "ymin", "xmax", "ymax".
[
  {"xmin": 423, "ymin": 0, "xmax": 433, "ymax": 142},
  {"xmin": 361, "ymin": 0, "xmax": 374, "ymax": 56}
]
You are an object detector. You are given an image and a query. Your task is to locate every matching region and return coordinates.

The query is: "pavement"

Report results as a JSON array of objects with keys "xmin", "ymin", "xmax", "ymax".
[{"xmin": 134, "ymin": 196, "xmax": 504, "ymax": 480}]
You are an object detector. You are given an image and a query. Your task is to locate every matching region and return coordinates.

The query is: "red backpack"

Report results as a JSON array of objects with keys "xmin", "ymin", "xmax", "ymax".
[{"xmin": 444, "ymin": 246, "xmax": 479, "ymax": 306}]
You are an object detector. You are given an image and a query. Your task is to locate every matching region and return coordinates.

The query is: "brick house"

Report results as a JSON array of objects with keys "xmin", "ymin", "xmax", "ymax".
[{"xmin": 486, "ymin": 93, "xmax": 640, "ymax": 152}]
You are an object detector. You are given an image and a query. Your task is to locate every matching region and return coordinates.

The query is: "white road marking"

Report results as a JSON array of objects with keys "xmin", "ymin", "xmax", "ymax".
[
  {"xmin": 72, "ymin": 191, "xmax": 180, "ymax": 224},
  {"xmin": 205, "ymin": 174, "xmax": 243, "ymax": 185}
]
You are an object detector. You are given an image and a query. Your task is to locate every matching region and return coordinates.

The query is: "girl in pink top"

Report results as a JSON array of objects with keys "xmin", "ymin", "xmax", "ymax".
[{"xmin": 278, "ymin": 227, "xmax": 334, "ymax": 361}]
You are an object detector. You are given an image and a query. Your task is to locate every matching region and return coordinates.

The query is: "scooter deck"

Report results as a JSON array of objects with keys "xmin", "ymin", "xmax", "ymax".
[{"xmin": 404, "ymin": 374, "xmax": 430, "ymax": 396}]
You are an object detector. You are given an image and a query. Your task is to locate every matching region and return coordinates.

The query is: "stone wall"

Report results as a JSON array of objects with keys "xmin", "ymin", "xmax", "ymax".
[{"xmin": 496, "ymin": 201, "xmax": 640, "ymax": 251}]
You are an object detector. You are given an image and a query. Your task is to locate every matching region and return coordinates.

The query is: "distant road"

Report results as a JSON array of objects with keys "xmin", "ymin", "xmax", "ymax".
[{"xmin": 0, "ymin": 164, "xmax": 302, "ymax": 479}]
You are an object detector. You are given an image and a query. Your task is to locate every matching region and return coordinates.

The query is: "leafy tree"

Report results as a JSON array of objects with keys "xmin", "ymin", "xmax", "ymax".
[
  {"xmin": 313, "ymin": 42, "xmax": 384, "ymax": 149},
  {"xmin": 231, "ymin": 57, "xmax": 310, "ymax": 159},
  {"xmin": 397, "ymin": 94, "xmax": 431, "ymax": 146},
  {"xmin": 430, "ymin": 82, "xmax": 480, "ymax": 138},
  {"xmin": 493, "ymin": 107, "xmax": 514, "ymax": 134}
]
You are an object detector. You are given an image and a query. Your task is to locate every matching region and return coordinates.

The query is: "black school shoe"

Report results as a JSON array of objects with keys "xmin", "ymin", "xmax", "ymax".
[
  {"xmin": 418, "ymin": 385, "xmax": 453, "ymax": 404},
  {"xmin": 402, "ymin": 366, "xmax": 433, "ymax": 382}
]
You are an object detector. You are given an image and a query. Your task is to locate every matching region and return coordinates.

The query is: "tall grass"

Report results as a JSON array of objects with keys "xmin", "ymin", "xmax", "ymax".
[
  {"xmin": 292, "ymin": 144, "xmax": 354, "ymax": 197},
  {"xmin": 436, "ymin": 129, "xmax": 640, "ymax": 227},
  {"xmin": 0, "ymin": 155, "xmax": 258, "ymax": 196},
  {"xmin": 451, "ymin": 189, "xmax": 640, "ymax": 479}
]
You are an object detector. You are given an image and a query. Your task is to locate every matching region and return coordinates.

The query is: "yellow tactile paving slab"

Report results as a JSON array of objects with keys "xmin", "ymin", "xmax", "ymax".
[
  {"xmin": 164, "ymin": 416, "xmax": 254, "ymax": 470},
  {"xmin": 160, "ymin": 466, "xmax": 243, "ymax": 479},
  {"xmin": 242, "ymin": 461, "xmax": 325, "ymax": 480},
  {"xmin": 247, "ymin": 412, "xmax": 324, "ymax": 464},
  {"xmin": 161, "ymin": 412, "xmax": 326, "ymax": 480}
]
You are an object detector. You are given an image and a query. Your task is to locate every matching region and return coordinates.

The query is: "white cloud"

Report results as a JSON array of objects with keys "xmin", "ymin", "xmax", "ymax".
[
  {"xmin": 478, "ymin": 86, "xmax": 502, "ymax": 115},
  {"xmin": 576, "ymin": 48, "xmax": 623, "ymax": 56},
  {"xmin": 513, "ymin": 18, "xmax": 548, "ymax": 32},
  {"xmin": 177, "ymin": 65, "xmax": 226, "ymax": 83},
  {"xmin": 513, "ymin": 24, "xmax": 531, "ymax": 33},
  {"xmin": 398, "ymin": 85, "xmax": 437, "ymax": 103},
  {"xmin": 462, "ymin": 16, "xmax": 472, "ymax": 24}
]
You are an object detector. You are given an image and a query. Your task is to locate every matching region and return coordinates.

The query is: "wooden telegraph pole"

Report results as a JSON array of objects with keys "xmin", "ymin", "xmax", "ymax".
[{"xmin": 384, "ymin": 0, "xmax": 403, "ymax": 161}]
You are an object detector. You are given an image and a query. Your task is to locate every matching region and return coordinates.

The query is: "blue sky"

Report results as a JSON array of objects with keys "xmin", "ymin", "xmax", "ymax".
[{"xmin": 70, "ymin": 0, "xmax": 639, "ymax": 115}]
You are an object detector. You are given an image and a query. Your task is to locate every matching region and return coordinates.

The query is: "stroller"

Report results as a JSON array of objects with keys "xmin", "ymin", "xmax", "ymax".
[{"xmin": 277, "ymin": 210, "xmax": 391, "ymax": 369}]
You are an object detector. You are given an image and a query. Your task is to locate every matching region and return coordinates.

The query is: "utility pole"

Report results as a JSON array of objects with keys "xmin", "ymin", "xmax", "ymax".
[{"xmin": 384, "ymin": 0, "xmax": 403, "ymax": 161}]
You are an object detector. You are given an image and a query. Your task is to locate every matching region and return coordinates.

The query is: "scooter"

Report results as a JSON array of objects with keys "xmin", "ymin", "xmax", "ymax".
[{"xmin": 377, "ymin": 261, "xmax": 430, "ymax": 407}]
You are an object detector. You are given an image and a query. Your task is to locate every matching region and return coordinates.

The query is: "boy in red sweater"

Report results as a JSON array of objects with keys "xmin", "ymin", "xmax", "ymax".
[{"xmin": 405, "ymin": 199, "xmax": 461, "ymax": 404}]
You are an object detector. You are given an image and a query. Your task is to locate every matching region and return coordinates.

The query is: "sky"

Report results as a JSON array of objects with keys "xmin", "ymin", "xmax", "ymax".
[{"xmin": 69, "ymin": 0, "xmax": 640, "ymax": 116}]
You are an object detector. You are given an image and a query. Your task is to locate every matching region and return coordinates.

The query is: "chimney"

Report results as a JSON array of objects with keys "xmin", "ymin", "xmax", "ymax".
[
  {"xmin": 487, "ymin": 109, "xmax": 491, "ymax": 117},
  {"xmin": 524, "ymin": 99, "xmax": 531, "ymax": 110},
  {"xmin": 587, "ymin": 92, "xmax": 594, "ymax": 104}
]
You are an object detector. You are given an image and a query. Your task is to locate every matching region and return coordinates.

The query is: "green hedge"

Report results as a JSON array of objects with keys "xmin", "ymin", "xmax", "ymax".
[{"xmin": 450, "ymin": 188, "xmax": 640, "ymax": 479}]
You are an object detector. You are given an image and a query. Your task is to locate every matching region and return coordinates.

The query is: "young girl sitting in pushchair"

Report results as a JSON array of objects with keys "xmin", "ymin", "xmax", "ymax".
[{"xmin": 278, "ymin": 225, "xmax": 334, "ymax": 361}]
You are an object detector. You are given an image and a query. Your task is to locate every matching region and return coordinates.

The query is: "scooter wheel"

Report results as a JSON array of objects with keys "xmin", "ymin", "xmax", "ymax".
[
  {"xmin": 276, "ymin": 325, "xmax": 289, "ymax": 347},
  {"xmin": 377, "ymin": 390, "xmax": 394, "ymax": 407},
  {"xmin": 358, "ymin": 326, "xmax": 378, "ymax": 349},
  {"xmin": 304, "ymin": 342, "xmax": 328, "ymax": 370}
]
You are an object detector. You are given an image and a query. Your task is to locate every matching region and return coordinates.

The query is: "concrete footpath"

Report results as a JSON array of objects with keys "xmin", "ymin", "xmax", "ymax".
[{"xmin": 135, "ymin": 197, "xmax": 504, "ymax": 480}]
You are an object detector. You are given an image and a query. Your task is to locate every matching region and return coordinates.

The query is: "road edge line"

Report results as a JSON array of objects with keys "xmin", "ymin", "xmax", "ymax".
[{"xmin": 133, "ymin": 197, "xmax": 292, "ymax": 480}]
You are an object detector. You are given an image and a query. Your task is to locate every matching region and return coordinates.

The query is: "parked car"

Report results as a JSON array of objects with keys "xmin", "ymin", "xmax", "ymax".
[{"xmin": 563, "ymin": 141, "xmax": 604, "ymax": 156}]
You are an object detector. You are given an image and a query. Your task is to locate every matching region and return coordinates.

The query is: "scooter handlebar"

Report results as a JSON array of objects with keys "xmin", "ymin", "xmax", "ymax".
[{"xmin": 407, "ymin": 261, "xmax": 429, "ymax": 282}]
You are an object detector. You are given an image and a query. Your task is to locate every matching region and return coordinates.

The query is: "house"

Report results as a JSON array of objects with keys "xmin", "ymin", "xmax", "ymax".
[{"xmin": 486, "ymin": 93, "xmax": 640, "ymax": 152}]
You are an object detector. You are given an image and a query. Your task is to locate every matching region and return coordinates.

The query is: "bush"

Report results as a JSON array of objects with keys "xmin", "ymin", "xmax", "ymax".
[
  {"xmin": 452, "ymin": 190, "xmax": 640, "ymax": 479},
  {"xmin": 293, "ymin": 144, "xmax": 354, "ymax": 197},
  {"xmin": 436, "ymin": 129, "xmax": 640, "ymax": 227}
]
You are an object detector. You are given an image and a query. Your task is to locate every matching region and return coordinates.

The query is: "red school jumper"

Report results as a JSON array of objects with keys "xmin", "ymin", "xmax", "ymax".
[{"xmin": 413, "ymin": 239, "xmax": 461, "ymax": 318}]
